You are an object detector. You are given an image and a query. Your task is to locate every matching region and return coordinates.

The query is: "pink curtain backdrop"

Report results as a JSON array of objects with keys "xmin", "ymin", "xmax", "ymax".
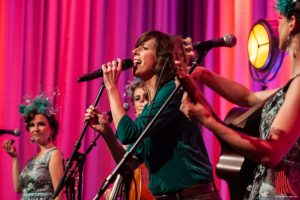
[{"xmin": 0, "ymin": 0, "xmax": 291, "ymax": 199}]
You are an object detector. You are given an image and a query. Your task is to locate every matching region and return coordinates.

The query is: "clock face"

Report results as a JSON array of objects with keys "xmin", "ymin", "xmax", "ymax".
[{"xmin": 248, "ymin": 23, "xmax": 270, "ymax": 70}]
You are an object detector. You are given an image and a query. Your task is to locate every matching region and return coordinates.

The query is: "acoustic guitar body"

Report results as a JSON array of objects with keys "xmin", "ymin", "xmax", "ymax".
[
  {"xmin": 217, "ymin": 107, "xmax": 261, "ymax": 200},
  {"xmin": 129, "ymin": 164, "xmax": 153, "ymax": 200}
]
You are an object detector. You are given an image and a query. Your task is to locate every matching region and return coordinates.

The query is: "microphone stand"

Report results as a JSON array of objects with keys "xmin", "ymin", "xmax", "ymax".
[
  {"xmin": 53, "ymin": 82, "xmax": 106, "ymax": 200},
  {"xmin": 108, "ymin": 171, "xmax": 133, "ymax": 200},
  {"xmin": 64, "ymin": 131, "xmax": 103, "ymax": 200},
  {"xmin": 108, "ymin": 174, "xmax": 124, "ymax": 200},
  {"xmin": 93, "ymin": 51, "xmax": 209, "ymax": 200}
]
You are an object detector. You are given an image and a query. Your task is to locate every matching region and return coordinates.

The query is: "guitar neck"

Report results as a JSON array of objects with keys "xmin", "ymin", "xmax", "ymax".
[{"xmin": 178, "ymin": 75, "xmax": 220, "ymax": 122}]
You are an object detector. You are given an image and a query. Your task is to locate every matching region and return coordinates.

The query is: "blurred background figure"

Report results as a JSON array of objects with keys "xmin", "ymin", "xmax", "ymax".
[
  {"xmin": 2, "ymin": 94, "xmax": 64, "ymax": 200},
  {"xmin": 125, "ymin": 80, "xmax": 148, "ymax": 117}
]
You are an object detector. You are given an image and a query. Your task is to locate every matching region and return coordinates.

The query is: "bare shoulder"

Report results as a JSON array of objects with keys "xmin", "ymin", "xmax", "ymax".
[
  {"xmin": 49, "ymin": 148, "xmax": 64, "ymax": 175},
  {"xmin": 50, "ymin": 148, "xmax": 64, "ymax": 163},
  {"xmin": 289, "ymin": 75, "xmax": 300, "ymax": 87},
  {"xmin": 280, "ymin": 77, "xmax": 300, "ymax": 125},
  {"xmin": 285, "ymin": 76, "xmax": 300, "ymax": 100}
]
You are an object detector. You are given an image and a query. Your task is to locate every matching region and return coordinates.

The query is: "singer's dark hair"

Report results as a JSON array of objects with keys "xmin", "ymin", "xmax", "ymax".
[
  {"xmin": 135, "ymin": 30, "xmax": 177, "ymax": 89},
  {"xmin": 25, "ymin": 111, "xmax": 59, "ymax": 141}
]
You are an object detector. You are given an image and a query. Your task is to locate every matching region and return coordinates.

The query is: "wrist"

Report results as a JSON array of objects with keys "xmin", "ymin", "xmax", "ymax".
[
  {"xmin": 191, "ymin": 67, "xmax": 205, "ymax": 81},
  {"xmin": 106, "ymin": 85, "xmax": 119, "ymax": 94},
  {"xmin": 202, "ymin": 115, "xmax": 217, "ymax": 130},
  {"xmin": 12, "ymin": 156, "xmax": 19, "ymax": 161}
]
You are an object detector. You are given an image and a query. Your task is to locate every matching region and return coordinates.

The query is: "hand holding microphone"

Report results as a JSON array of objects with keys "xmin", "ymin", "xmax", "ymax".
[
  {"xmin": 100, "ymin": 59, "xmax": 125, "ymax": 90},
  {"xmin": 78, "ymin": 58, "xmax": 133, "ymax": 82},
  {"xmin": 2, "ymin": 139, "xmax": 18, "ymax": 158}
]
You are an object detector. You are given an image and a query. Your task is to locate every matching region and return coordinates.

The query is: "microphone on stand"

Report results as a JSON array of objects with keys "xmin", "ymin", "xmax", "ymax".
[
  {"xmin": 77, "ymin": 59, "xmax": 134, "ymax": 82},
  {"xmin": 193, "ymin": 34, "xmax": 237, "ymax": 52},
  {"xmin": 0, "ymin": 129, "xmax": 20, "ymax": 136}
]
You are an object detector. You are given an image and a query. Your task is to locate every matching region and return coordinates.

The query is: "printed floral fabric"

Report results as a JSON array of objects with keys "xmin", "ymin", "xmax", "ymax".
[
  {"xmin": 244, "ymin": 81, "xmax": 300, "ymax": 200},
  {"xmin": 20, "ymin": 148, "xmax": 58, "ymax": 200}
]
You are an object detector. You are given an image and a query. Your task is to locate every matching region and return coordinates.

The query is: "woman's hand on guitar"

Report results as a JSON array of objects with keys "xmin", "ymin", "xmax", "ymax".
[
  {"xmin": 182, "ymin": 37, "xmax": 196, "ymax": 63},
  {"xmin": 190, "ymin": 66, "xmax": 205, "ymax": 81},
  {"xmin": 180, "ymin": 92, "xmax": 214, "ymax": 126},
  {"xmin": 175, "ymin": 60, "xmax": 189, "ymax": 79}
]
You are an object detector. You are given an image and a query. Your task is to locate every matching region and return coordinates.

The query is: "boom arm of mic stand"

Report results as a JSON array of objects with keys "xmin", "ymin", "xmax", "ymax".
[{"xmin": 52, "ymin": 82, "xmax": 106, "ymax": 200}]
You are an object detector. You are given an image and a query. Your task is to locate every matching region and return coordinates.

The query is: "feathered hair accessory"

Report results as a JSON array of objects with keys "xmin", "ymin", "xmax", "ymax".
[
  {"xmin": 19, "ymin": 92, "xmax": 58, "ymax": 117},
  {"xmin": 275, "ymin": 0, "xmax": 298, "ymax": 16}
]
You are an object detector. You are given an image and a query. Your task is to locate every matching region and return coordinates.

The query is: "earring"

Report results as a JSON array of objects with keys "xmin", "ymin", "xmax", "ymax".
[
  {"xmin": 287, "ymin": 33, "xmax": 292, "ymax": 48},
  {"xmin": 291, "ymin": 38, "xmax": 298, "ymax": 59}
]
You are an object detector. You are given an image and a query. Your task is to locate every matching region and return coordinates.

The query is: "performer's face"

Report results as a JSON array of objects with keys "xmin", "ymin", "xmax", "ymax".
[
  {"xmin": 132, "ymin": 38, "xmax": 157, "ymax": 80},
  {"xmin": 28, "ymin": 114, "xmax": 53, "ymax": 144},
  {"xmin": 132, "ymin": 87, "xmax": 148, "ymax": 117}
]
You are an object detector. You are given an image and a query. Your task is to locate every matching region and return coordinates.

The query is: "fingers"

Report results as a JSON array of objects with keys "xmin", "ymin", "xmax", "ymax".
[
  {"xmin": 116, "ymin": 58, "xmax": 122, "ymax": 70},
  {"xmin": 182, "ymin": 91, "xmax": 190, "ymax": 102},
  {"xmin": 180, "ymin": 90, "xmax": 214, "ymax": 124},
  {"xmin": 96, "ymin": 114, "xmax": 110, "ymax": 127},
  {"xmin": 175, "ymin": 60, "xmax": 188, "ymax": 78},
  {"xmin": 84, "ymin": 103, "xmax": 114, "ymax": 136},
  {"xmin": 84, "ymin": 105, "xmax": 100, "ymax": 124},
  {"xmin": 180, "ymin": 92, "xmax": 203, "ymax": 122},
  {"xmin": 84, "ymin": 105, "xmax": 96, "ymax": 118},
  {"xmin": 190, "ymin": 66, "xmax": 204, "ymax": 81},
  {"xmin": 183, "ymin": 37, "xmax": 195, "ymax": 61},
  {"xmin": 3, "ymin": 139, "xmax": 14, "ymax": 149},
  {"xmin": 101, "ymin": 58, "xmax": 122, "ymax": 88},
  {"xmin": 183, "ymin": 37, "xmax": 192, "ymax": 44},
  {"xmin": 183, "ymin": 37, "xmax": 193, "ymax": 51},
  {"xmin": 101, "ymin": 58, "xmax": 122, "ymax": 74},
  {"xmin": 91, "ymin": 115, "xmax": 113, "ymax": 135},
  {"xmin": 180, "ymin": 92, "xmax": 192, "ymax": 120},
  {"xmin": 2, "ymin": 139, "xmax": 17, "ymax": 158}
]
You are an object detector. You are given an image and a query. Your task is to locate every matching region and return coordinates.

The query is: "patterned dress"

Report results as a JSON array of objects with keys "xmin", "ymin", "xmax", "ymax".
[
  {"xmin": 244, "ymin": 78, "xmax": 300, "ymax": 200},
  {"xmin": 19, "ymin": 147, "xmax": 59, "ymax": 200}
]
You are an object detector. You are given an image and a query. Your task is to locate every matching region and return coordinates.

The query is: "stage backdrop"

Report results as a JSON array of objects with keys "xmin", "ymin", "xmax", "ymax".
[{"xmin": 0, "ymin": 0, "xmax": 290, "ymax": 199}]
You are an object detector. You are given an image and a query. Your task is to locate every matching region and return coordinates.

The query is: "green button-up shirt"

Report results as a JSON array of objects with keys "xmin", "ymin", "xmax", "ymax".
[{"xmin": 116, "ymin": 81, "xmax": 213, "ymax": 195}]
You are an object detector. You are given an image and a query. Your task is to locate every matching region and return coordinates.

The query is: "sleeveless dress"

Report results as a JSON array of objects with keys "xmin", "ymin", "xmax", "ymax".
[
  {"xmin": 244, "ymin": 77, "xmax": 300, "ymax": 200},
  {"xmin": 19, "ymin": 147, "xmax": 59, "ymax": 200}
]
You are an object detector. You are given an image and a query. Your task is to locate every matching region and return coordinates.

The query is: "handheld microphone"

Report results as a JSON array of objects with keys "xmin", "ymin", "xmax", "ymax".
[
  {"xmin": 77, "ymin": 59, "xmax": 134, "ymax": 82},
  {"xmin": 193, "ymin": 34, "xmax": 237, "ymax": 52},
  {"xmin": 0, "ymin": 129, "xmax": 20, "ymax": 136}
]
